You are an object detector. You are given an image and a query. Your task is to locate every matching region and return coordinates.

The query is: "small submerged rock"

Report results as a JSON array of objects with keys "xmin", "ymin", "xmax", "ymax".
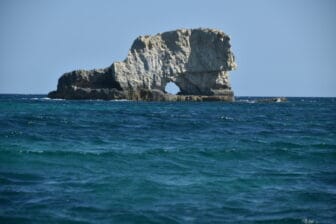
[{"xmin": 255, "ymin": 97, "xmax": 288, "ymax": 103}]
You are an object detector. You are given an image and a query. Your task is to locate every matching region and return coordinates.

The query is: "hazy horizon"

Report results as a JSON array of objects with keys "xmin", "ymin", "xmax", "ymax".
[{"xmin": 1, "ymin": 0, "xmax": 335, "ymax": 97}]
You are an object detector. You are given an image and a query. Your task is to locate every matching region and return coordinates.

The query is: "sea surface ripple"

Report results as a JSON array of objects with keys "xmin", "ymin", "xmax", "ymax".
[{"xmin": 0, "ymin": 95, "xmax": 335, "ymax": 223}]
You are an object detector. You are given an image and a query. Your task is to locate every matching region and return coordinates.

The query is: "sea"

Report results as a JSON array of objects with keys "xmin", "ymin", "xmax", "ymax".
[{"xmin": 0, "ymin": 94, "xmax": 335, "ymax": 224}]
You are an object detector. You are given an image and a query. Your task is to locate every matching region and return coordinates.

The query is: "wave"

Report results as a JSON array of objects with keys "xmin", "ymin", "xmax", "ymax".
[
  {"xmin": 21, "ymin": 97, "xmax": 65, "ymax": 101},
  {"xmin": 235, "ymin": 99, "xmax": 256, "ymax": 103},
  {"xmin": 0, "ymin": 145, "xmax": 245, "ymax": 159},
  {"xmin": 20, "ymin": 97, "xmax": 133, "ymax": 102}
]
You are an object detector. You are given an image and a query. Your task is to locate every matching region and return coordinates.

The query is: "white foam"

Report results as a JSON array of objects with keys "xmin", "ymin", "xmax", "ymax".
[{"xmin": 302, "ymin": 218, "xmax": 317, "ymax": 224}]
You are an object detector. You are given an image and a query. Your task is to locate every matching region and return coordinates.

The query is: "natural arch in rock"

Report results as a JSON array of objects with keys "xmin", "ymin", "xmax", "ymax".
[
  {"xmin": 165, "ymin": 81, "xmax": 181, "ymax": 95},
  {"xmin": 48, "ymin": 28, "xmax": 237, "ymax": 101}
]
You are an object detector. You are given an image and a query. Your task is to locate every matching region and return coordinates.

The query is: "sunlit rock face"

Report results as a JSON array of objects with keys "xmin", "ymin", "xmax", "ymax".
[{"xmin": 48, "ymin": 28, "xmax": 237, "ymax": 101}]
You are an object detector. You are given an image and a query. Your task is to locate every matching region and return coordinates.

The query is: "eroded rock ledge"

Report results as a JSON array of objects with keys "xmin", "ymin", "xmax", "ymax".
[{"xmin": 48, "ymin": 28, "xmax": 237, "ymax": 101}]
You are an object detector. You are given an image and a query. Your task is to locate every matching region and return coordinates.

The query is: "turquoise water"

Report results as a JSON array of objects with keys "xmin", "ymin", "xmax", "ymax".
[{"xmin": 0, "ymin": 95, "xmax": 335, "ymax": 224}]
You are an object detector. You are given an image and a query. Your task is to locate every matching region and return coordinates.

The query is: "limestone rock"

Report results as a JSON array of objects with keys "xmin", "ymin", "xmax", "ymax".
[{"xmin": 48, "ymin": 28, "xmax": 237, "ymax": 101}]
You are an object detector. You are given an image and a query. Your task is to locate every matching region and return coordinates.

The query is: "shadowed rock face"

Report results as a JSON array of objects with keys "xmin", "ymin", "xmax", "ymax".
[{"xmin": 48, "ymin": 28, "xmax": 237, "ymax": 101}]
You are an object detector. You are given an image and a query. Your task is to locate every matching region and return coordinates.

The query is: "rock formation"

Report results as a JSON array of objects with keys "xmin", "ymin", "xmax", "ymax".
[
  {"xmin": 255, "ymin": 97, "xmax": 288, "ymax": 103},
  {"xmin": 48, "ymin": 28, "xmax": 237, "ymax": 101}
]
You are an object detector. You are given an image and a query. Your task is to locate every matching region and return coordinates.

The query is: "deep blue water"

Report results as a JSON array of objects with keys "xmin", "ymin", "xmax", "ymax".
[{"xmin": 0, "ymin": 95, "xmax": 335, "ymax": 224}]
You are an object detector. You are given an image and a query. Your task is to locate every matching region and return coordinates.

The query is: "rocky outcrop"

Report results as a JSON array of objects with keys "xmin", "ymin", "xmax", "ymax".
[
  {"xmin": 48, "ymin": 28, "xmax": 237, "ymax": 101},
  {"xmin": 255, "ymin": 97, "xmax": 288, "ymax": 103}
]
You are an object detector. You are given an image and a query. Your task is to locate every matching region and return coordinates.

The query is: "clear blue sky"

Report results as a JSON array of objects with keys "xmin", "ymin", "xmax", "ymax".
[{"xmin": 1, "ymin": 0, "xmax": 335, "ymax": 96}]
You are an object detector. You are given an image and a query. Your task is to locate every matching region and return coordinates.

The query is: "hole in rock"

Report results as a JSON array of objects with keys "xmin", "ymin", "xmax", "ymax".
[{"xmin": 165, "ymin": 82, "xmax": 181, "ymax": 95}]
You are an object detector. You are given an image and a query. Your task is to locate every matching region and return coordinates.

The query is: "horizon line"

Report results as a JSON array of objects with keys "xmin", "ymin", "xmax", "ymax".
[{"xmin": 0, "ymin": 93, "xmax": 335, "ymax": 98}]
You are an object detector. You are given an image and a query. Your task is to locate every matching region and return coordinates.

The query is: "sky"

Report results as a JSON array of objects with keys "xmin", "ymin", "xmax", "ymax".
[{"xmin": 0, "ymin": 0, "xmax": 335, "ymax": 97}]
